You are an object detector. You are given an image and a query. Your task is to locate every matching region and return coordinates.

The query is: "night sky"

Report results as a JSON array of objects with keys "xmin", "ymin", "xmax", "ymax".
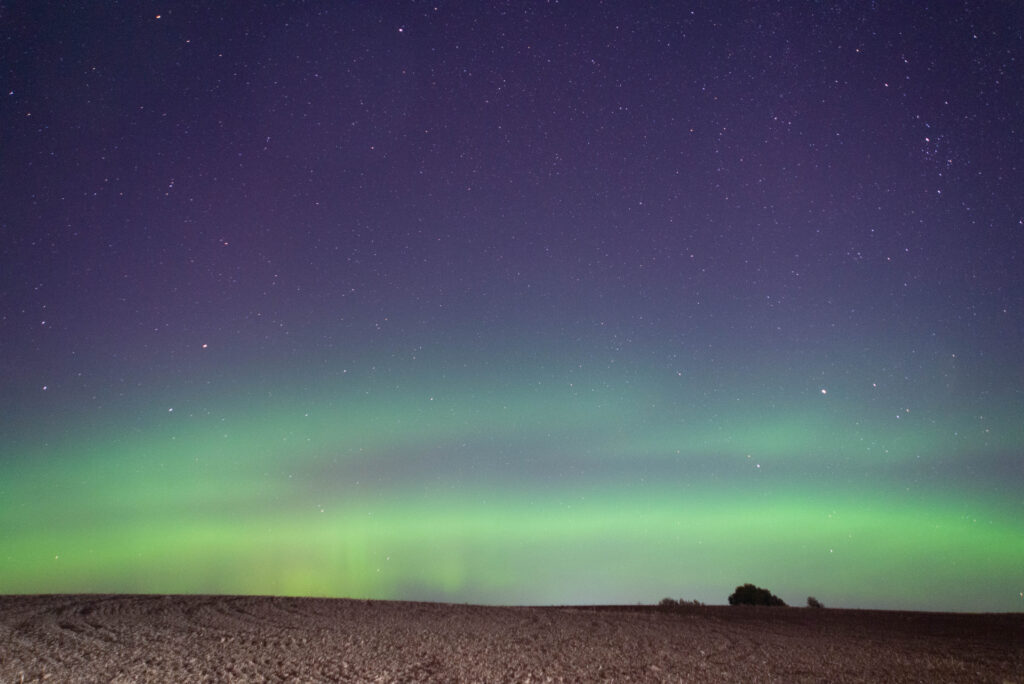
[{"xmin": 2, "ymin": 2, "xmax": 1022, "ymax": 612}]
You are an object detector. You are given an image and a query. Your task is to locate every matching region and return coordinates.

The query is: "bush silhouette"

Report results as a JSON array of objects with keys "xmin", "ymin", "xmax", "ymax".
[
  {"xmin": 657, "ymin": 598, "xmax": 705, "ymax": 610},
  {"xmin": 728, "ymin": 583, "xmax": 787, "ymax": 606},
  {"xmin": 806, "ymin": 596, "xmax": 824, "ymax": 609}
]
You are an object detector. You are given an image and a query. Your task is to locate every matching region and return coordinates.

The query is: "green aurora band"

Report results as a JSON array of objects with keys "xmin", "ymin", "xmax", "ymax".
[{"xmin": 3, "ymin": 352, "xmax": 1022, "ymax": 612}]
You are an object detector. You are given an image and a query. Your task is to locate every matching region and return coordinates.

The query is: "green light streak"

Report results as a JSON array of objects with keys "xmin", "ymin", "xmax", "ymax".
[
  {"xmin": 2, "ymin": 357, "xmax": 1021, "ymax": 611},
  {"xmin": 4, "ymin": 480, "xmax": 1021, "ymax": 611}
]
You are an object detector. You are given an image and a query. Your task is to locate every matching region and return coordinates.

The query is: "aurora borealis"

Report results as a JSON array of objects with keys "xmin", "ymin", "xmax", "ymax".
[{"xmin": 2, "ymin": 3, "xmax": 1022, "ymax": 612}]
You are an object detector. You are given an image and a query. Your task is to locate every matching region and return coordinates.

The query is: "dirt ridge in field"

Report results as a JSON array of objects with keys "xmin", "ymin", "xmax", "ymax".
[{"xmin": 1, "ymin": 594, "xmax": 1021, "ymax": 683}]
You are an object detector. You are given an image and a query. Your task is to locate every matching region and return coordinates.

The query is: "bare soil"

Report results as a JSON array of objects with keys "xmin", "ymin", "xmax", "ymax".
[{"xmin": 1, "ymin": 594, "xmax": 1021, "ymax": 682}]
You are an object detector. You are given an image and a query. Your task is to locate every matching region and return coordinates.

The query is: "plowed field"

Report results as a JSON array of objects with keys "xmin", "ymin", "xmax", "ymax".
[{"xmin": 1, "ymin": 595, "xmax": 1021, "ymax": 682}]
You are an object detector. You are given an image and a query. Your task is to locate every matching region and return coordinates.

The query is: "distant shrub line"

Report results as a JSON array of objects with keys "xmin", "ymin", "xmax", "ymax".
[
  {"xmin": 657, "ymin": 585, "xmax": 826, "ymax": 609},
  {"xmin": 658, "ymin": 598, "xmax": 705, "ymax": 609}
]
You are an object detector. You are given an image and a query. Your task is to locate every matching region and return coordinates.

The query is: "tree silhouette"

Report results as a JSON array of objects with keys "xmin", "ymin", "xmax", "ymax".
[{"xmin": 728, "ymin": 583, "xmax": 787, "ymax": 606}]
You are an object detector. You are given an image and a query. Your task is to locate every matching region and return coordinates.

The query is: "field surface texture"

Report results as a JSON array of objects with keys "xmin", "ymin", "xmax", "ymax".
[{"xmin": 0, "ymin": 595, "xmax": 1021, "ymax": 683}]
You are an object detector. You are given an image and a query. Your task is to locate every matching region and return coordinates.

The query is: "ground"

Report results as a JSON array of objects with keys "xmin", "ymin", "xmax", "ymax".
[{"xmin": 1, "ymin": 595, "xmax": 1021, "ymax": 682}]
